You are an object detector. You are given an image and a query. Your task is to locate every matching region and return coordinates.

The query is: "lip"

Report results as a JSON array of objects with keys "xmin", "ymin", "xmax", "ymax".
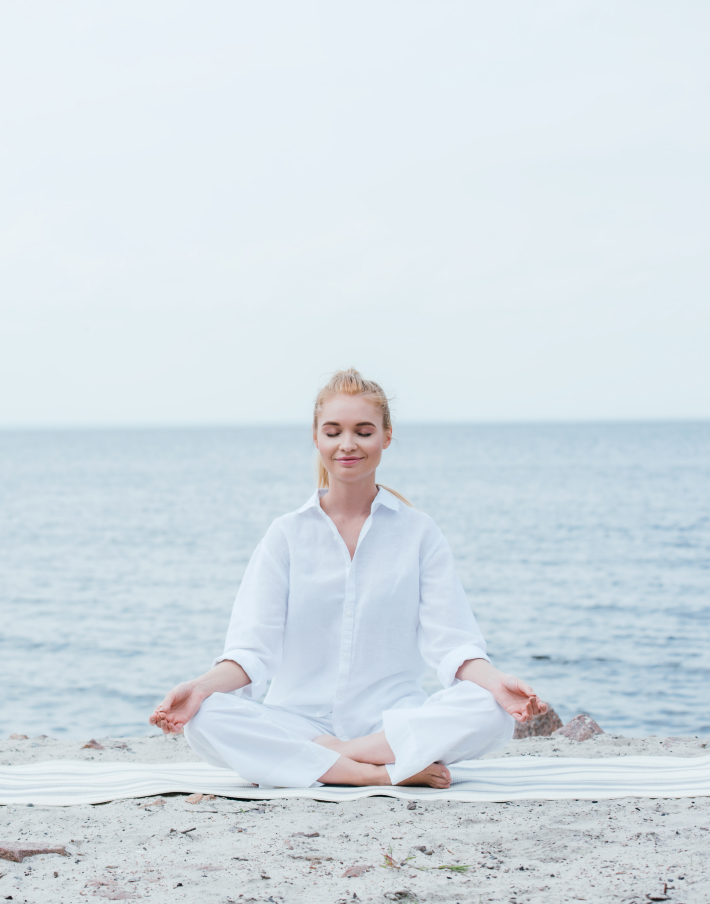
[{"xmin": 335, "ymin": 457, "xmax": 363, "ymax": 465}]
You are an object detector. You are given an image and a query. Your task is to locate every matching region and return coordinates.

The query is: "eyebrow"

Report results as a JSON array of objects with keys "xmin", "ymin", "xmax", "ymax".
[{"xmin": 322, "ymin": 421, "xmax": 377, "ymax": 427}]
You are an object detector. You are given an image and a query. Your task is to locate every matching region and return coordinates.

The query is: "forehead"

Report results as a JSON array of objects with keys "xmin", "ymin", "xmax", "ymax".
[{"xmin": 317, "ymin": 393, "xmax": 383, "ymax": 426}]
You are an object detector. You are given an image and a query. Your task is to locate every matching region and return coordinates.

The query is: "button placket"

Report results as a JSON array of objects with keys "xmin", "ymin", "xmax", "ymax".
[
  {"xmin": 335, "ymin": 559, "xmax": 356, "ymax": 719},
  {"xmin": 318, "ymin": 502, "xmax": 378, "ymax": 733}
]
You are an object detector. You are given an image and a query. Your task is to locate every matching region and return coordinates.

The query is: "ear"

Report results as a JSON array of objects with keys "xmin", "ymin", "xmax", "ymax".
[{"xmin": 383, "ymin": 427, "xmax": 393, "ymax": 450}]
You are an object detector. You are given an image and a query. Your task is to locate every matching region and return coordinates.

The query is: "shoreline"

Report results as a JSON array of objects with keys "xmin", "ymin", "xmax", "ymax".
[
  {"xmin": 2, "ymin": 730, "xmax": 709, "ymax": 767},
  {"xmin": 1, "ymin": 734, "xmax": 708, "ymax": 902}
]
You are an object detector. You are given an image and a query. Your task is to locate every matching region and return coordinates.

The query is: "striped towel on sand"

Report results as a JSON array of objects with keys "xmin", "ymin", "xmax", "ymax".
[{"xmin": 1, "ymin": 756, "xmax": 709, "ymax": 805}]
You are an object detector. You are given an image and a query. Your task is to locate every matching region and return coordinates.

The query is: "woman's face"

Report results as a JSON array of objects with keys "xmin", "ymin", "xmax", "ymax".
[{"xmin": 314, "ymin": 393, "xmax": 392, "ymax": 486}]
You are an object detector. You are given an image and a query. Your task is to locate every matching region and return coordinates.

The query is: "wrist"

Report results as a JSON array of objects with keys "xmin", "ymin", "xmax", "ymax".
[
  {"xmin": 456, "ymin": 658, "xmax": 503, "ymax": 690},
  {"xmin": 192, "ymin": 679, "xmax": 214, "ymax": 701}
]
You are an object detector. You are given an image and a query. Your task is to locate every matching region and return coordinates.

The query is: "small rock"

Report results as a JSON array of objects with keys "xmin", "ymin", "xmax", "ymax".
[
  {"xmin": 292, "ymin": 831, "xmax": 319, "ymax": 837},
  {"xmin": 406, "ymin": 801, "xmax": 417, "ymax": 810},
  {"xmin": 513, "ymin": 707, "xmax": 563, "ymax": 739},
  {"xmin": 82, "ymin": 739, "xmax": 105, "ymax": 750},
  {"xmin": 0, "ymin": 843, "xmax": 67, "ymax": 863},
  {"xmin": 8, "ymin": 735, "xmax": 28, "ymax": 741},
  {"xmin": 185, "ymin": 792, "xmax": 216, "ymax": 804},
  {"xmin": 384, "ymin": 892, "xmax": 413, "ymax": 901},
  {"xmin": 553, "ymin": 714, "xmax": 604, "ymax": 742},
  {"xmin": 138, "ymin": 798, "xmax": 166, "ymax": 809},
  {"xmin": 342, "ymin": 864, "xmax": 373, "ymax": 877}
]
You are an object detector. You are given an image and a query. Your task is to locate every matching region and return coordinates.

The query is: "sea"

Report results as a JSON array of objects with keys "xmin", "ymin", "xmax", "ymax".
[{"xmin": 1, "ymin": 422, "xmax": 708, "ymax": 741}]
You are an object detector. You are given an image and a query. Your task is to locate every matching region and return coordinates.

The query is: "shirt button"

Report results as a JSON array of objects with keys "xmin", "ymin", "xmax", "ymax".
[
  {"xmin": 346, "ymin": 610, "xmax": 353, "ymax": 617},
  {"xmin": 337, "ymin": 694, "xmax": 343, "ymax": 701}
]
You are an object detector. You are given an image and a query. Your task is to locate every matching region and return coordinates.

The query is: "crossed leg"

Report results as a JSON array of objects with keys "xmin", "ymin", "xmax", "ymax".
[{"xmin": 314, "ymin": 731, "xmax": 451, "ymax": 789}]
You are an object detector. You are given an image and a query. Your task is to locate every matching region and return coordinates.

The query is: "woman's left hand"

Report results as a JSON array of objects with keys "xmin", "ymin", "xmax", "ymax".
[
  {"xmin": 490, "ymin": 674, "xmax": 548, "ymax": 723},
  {"xmin": 455, "ymin": 659, "xmax": 548, "ymax": 723}
]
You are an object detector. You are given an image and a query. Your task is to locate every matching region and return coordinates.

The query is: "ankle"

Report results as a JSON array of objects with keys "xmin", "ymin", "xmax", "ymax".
[{"xmin": 367, "ymin": 764, "xmax": 391, "ymax": 786}]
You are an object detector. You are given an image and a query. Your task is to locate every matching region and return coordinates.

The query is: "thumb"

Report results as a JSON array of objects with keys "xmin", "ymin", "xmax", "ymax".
[{"xmin": 507, "ymin": 706, "xmax": 526, "ymax": 722}]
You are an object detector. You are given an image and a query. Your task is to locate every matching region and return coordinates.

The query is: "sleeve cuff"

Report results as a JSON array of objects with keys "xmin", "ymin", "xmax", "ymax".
[
  {"xmin": 437, "ymin": 644, "xmax": 489, "ymax": 688},
  {"xmin": 213, "ymin": 649, "xmax": 266, "ymax": 701}
]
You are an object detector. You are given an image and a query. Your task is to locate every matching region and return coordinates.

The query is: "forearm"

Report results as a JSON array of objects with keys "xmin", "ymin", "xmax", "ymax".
[
  {"xmin": 192, "ymin": 659, "xmax": 251, "ymax": 700},
  {"xmin": 455, "ymin": 657, "xmax": 504, "ymax": 690}
]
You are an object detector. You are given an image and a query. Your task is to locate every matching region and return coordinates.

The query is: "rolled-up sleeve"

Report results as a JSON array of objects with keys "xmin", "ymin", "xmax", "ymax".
[
  {"xmin": 417, "ymin": 533, "xmax": 489, "ymax": 688},
  {"xmin": 215, "ymin": 526, "xmax": 289, "ymax": 700}
]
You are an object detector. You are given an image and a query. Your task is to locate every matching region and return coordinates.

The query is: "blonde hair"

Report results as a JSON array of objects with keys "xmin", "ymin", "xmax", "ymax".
[{"xmin": 313, "ymin": 368, "xmax": 412, "ymax": 507}]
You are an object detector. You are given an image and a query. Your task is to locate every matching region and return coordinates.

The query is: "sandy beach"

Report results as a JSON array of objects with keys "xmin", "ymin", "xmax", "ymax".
[{"xmin": 1, "ymin": 732, "xmax": 708, "ymax": 903}]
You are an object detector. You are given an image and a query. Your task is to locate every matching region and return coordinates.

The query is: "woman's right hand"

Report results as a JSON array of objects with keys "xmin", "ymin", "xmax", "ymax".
[{"xmin": 149, "ymin": 681, "xmax": 205, "ymax": 735}]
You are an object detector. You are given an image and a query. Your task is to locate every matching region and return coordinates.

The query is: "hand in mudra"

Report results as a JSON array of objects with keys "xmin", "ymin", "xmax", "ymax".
[
  {"xmin": 149, "ymin": 682, "xmax": 203, "ymax": 735},
  {"xmin": 493, "ymin": 674, "xmax": 548, "ymax": 723}
]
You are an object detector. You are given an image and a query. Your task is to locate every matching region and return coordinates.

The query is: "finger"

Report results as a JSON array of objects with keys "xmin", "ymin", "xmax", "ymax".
[
  {"xmin": 529, "ymin": 697, "xmax": 541, "ymax": 716},
  {"xmin": 158, "ymin": 692, "xmax": 175, "ymax": 712}
]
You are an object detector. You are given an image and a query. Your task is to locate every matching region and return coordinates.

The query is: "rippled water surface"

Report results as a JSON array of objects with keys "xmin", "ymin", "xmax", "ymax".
[{"xmin": 1, "ymin": 423, "xmax": 708, "ymax": 739}]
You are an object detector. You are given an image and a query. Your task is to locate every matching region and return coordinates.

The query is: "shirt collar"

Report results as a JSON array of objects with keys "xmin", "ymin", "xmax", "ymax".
[
  {"xmin": 372, "ymin": 486, "xmax": 400, "ymax": 511},
  {"xmin": 296, "ymin": 485, "xmax": 400, "ymax": 514}
]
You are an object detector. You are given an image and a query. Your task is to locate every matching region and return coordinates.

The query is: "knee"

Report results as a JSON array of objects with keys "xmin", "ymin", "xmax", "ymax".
[
  {"xmin": 184, "ymin": 693, "xmax": 222, "ymax": 741},
  {"xmin": 491, "ymin": 703, "xmax": 516, "ymax": 741},
  {"xmin": 459, "ymin": 682, "xmax": 515, "ymax": 739}
]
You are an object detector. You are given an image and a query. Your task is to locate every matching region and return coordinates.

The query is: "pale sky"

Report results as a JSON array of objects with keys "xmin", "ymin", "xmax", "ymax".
[{"xmin": 1, "ymin": 1, "xmax": 708, "ymax": 426}]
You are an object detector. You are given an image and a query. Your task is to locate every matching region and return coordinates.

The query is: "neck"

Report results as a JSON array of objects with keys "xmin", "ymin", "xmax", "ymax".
[{"xmin": 320, "ymin": 475, "xmax": 378, "ymax": 518}]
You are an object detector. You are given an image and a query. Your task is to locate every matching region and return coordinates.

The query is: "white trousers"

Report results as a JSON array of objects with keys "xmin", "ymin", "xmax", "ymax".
[{"xmin": 184, "ymin": 680, "xmax": 514, "ymax": 788}]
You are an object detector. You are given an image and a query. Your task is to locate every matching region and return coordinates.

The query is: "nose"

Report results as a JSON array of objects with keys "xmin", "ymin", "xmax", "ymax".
[{"xmin": 339, "ymin": 433, "xmax": 358, "ymax": 452}]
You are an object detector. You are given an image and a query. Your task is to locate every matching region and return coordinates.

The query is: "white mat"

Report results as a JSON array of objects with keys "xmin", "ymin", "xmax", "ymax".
[{"xmin": 1, "ymin": 756, "xmax": 709, "ymax": 806}]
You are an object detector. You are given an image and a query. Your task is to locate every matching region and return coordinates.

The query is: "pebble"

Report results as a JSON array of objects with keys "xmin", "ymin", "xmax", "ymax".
[
  {"xmin": 553, "ymin": 714, "xmax": 604, "ymax": 742},
  {"xmin": 513, "ymin": 707, "xmax": 564, "ymax": 739},
  {"xmin": 0, "ymin": 843, "xmax": 67, "ymax": 863}
]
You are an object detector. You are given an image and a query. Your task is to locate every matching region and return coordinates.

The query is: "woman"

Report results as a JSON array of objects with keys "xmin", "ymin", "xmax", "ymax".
[{"xmin": 150, "ymin": 369, "xmax": 547, "ymax": 789}]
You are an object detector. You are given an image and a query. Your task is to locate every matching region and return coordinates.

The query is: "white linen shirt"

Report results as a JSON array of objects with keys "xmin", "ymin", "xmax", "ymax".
[{"xmin": 216, "ymin": 486, "xmax": 489, "ymax": 740}]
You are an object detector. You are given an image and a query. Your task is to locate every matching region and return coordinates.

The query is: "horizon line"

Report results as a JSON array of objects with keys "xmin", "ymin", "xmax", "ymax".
[{"xmin": 0, "ymin": 416, "xmax": 708, "ymax": 432}]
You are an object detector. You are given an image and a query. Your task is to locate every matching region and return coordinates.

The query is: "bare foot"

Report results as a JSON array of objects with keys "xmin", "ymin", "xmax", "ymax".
[{"xmin": 397, "ymin": 763, "xmax": 451, "ymax": 789}]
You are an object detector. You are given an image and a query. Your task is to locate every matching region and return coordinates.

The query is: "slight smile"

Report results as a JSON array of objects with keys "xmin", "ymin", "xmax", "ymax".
[{"xmin": 335, "ymin": 457, "xmax": 363, "ymax": 465}]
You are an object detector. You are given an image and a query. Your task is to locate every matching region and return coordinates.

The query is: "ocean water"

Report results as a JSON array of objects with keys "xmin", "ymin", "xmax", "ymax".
[{"xmin": 1, "ymin": 423, "xmax": 708, "ymax": 740}]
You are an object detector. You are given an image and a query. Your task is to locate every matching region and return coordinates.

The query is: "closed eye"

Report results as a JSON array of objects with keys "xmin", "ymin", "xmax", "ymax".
[{"xmin": 324, "ymin": 431, "xmax": 373, "ymax": 438}]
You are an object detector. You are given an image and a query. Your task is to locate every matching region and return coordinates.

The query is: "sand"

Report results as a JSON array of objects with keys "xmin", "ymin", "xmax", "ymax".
[{"xmin": 1, "ymin": 732, "xmax": 708, "ymax": 903}]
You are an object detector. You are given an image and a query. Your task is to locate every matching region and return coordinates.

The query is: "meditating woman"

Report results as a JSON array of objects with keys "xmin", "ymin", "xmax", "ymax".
[{"xmin": 149, "ymin": 369, "xmax": 547, "ymax": 789}]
